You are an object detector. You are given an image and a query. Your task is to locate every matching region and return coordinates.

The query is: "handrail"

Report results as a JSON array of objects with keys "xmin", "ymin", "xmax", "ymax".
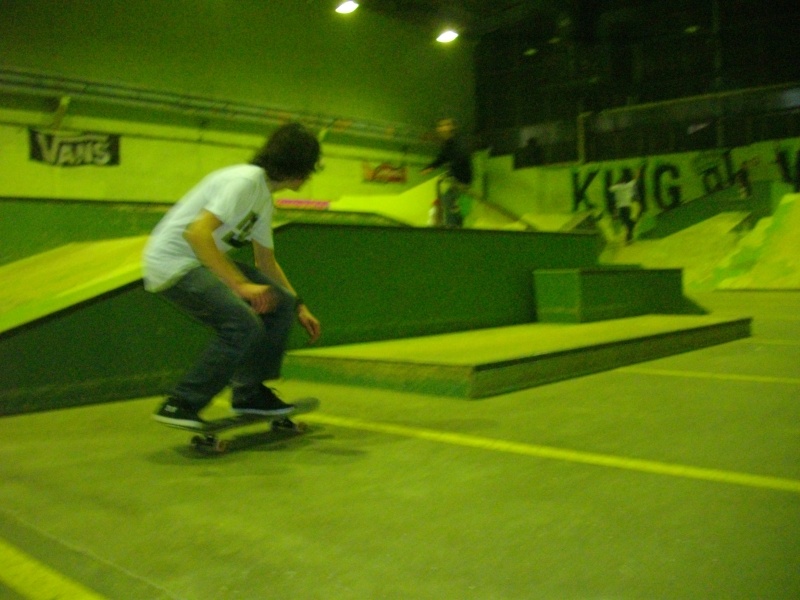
[
  {"xmin": 575, "ymin": 82, "xmax": 800, "ymax": 162},
  {"xmin": 597, "ymin": 82, "xmax": 800, "ymax": 118}
]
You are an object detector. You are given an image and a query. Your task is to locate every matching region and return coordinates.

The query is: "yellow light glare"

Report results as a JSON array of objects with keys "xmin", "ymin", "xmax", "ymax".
[
  {"xmin": 436, "ymin": 29, "xmax": 459, "ymax": 43},
  {"xmin": 336, "ymin": 1, "xmax": 359, "ymax": 14}
]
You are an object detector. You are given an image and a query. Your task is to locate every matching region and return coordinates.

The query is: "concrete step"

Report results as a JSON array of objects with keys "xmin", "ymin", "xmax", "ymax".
[{"xmin": 284, "ymin": 314, "xmax": 751, "ymax": 398}]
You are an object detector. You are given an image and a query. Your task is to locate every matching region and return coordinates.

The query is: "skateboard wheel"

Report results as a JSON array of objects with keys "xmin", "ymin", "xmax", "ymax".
[
  {"xmin": 272, "ymin": 418, "xmax": 307, "ymax": 433},
  {"xmin": 271, "ymin": 418, "xmax": 294, "ymax": 431},
  {"xmin": 190, "ymin": 434, "xmax": 221, "ymax": 451}
]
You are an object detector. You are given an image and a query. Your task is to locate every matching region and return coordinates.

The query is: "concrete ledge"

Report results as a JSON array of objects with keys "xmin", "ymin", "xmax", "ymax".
[
  {"xmin": 470, "ymin": 317, "xmax": 750, "ymax": 397},
  {"xmin": 285, "ymin": 315, "xmax": 752, "ymax": 398},
  {"xmin": 282, "ymin": 356, "xmax": 473, "ymax": 398},
  {"xmin": 534, "ymin": 267, "xmax": 694, "ymax": 323}
]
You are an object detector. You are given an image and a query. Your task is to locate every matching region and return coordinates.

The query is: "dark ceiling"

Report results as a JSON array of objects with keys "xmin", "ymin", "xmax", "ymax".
[
  {"xmin": 359, "ymin": 1, "xmax": 800, "ymax": 45},
  {"xmin": 361, "ymin": 0, "xmax": 578, "ymax": 38}
]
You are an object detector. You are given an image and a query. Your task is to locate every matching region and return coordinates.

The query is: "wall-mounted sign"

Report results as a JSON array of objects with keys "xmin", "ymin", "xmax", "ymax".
[
  {"xmin": 275, "ymin": 198, "xmax": 330, "ymax": 210},
  {"xmin": 28, "ymin": 128, "xmax": 120, "ymax": 167},
  {"xmin": 362, "ymin": 162, "xmax": 407, "ymax": 184}
]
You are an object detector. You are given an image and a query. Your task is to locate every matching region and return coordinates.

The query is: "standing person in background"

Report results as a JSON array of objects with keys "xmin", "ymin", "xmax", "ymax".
[
  {"xmin": 734, "ymin": 161, "xmax": 753, "ymax": 199},
  {"xmin": 609, "ymin": 166, "xmax": 643, "ymax": 244},
  {"xmin": 143, "ymin": 122, "xmax": 322, "ymax": 429},
  {"xmin": 422, "ymin": 118, "xmax": 473, "ymax": 228}
]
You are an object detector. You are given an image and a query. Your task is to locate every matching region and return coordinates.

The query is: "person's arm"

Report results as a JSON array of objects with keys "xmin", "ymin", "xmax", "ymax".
[
  {"xmin": 253, "ymin": 241, "xmax": 321, "ymax": 343},
  {"xmin": 183, "ymin": 209, "xmax": 277, "ymax": 314},
  {"xmin": 422, "ymin": 143, "xmax": 450, "ymax": 173}
]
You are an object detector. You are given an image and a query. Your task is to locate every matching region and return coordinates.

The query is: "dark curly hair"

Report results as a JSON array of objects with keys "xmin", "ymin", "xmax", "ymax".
[{"xmin": 251, "ymin": 122, "xmax": 321, "ymax": 181}]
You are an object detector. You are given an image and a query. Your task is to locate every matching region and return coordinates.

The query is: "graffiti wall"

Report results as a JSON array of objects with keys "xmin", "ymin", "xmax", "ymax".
[{"xmin": 486, "ymin": 138, "xmax": 800, "ymax": 220}]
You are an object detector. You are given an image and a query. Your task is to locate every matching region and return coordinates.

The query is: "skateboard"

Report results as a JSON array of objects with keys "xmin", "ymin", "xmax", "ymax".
[{"xmin": 163, "ymin": 397, "xmax": 319, "ymax": 453}]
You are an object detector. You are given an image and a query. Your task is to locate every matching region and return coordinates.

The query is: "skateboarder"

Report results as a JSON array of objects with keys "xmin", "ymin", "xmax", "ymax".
[
  {"xmin": 144, "ymin": 122, "xmax": 322, "ymax": 429},
  {"xmin": 609, "ymin": 167, "xmax": 642, "ymax": 244},
  {"xmin": 421, "ymin": 118, "xmax": 473, "ymax": 228}
]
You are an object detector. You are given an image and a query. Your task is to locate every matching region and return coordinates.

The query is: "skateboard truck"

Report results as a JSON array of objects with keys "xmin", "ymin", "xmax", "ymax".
[{"xmin": 189, "ymin": 416, "xmax": 309, "ymax": 453}]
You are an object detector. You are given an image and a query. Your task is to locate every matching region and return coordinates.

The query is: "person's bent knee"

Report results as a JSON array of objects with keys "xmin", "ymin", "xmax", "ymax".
[{"xmin": 220, "ymin": 305, "xmax": 264, "ymax": 346}]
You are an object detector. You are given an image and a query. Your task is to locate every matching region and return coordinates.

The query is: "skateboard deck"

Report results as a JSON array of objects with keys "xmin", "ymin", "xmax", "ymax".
[{"xmin": 163, "ymin": 397, "xmax": 319, "ymax": 453}]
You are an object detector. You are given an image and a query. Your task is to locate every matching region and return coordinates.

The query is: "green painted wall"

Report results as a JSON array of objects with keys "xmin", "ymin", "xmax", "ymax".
[
  {"xmin": 534, "ymin": 268, "xmax": 698, "ymax": 323},
  {"xmin": 0, "ymin": 0, "xmax": 474, "ymax": 208},
  {"xmin": 273, "ymin": 224, "xmax": 602, "ymax": 348},
  {"xmin": 0, "ymin": 117, "xmax": 434, "ymax": 203},
  {"xmin": 0, "ymin": 0, "xmax": 474, "ymax": 128}
]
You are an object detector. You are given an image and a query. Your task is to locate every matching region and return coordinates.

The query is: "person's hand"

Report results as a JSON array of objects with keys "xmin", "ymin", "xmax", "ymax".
[
  {"xmin": 297, "ymin": 305, "xmax": 321, "ymax": 344},
  {"xmin": 237, "ymin": 283, "xmax": 278, "ymax": 314}
]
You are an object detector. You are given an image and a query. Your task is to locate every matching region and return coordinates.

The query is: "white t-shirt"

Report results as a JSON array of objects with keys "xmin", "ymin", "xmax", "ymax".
[
  {"xmin": 143, "ymin": 164, "xmax": 274, "ymax": 291},
  {"xmin": 609, "ymin": 179, "xmax": 637, "ymax": 208}
]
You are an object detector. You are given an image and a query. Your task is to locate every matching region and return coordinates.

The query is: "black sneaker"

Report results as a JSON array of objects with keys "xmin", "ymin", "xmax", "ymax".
[
  {"xmin": 231, "ymin": 387, "xmax": 295, "ymax": 417},
  {"xmin": 152, "ymin": 397, "xmax": 205, "ymax": 429}
]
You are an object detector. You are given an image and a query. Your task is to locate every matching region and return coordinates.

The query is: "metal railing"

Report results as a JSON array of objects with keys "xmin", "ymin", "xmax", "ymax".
[
  {"xmin": 578, "ymin": 82, "xmax": 800, "ymax": 163},
  {"xmin": 0, "ymin": 67, "xmax": 432, "ymax": 149}
]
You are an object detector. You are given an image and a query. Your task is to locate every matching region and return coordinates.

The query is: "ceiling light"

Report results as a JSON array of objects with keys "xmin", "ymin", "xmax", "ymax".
[
  {"xmin": 436, "ymin": 30, "xmax": 459, "ymax": 43},
  {"xmin": 336, "ymin": 1, "xmax": 359, "ymax": 14}
]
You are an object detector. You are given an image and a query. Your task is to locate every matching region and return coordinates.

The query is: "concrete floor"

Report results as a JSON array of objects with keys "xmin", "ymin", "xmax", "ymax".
[{"xmin": 0, "ymin": 291, "xmax": 798, "ymax": 599}]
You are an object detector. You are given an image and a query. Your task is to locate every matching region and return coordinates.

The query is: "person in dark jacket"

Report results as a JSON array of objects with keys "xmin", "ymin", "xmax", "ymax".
[{"xmin": 422, "ymin": 118, "xmax": 473, "ymax": 228}]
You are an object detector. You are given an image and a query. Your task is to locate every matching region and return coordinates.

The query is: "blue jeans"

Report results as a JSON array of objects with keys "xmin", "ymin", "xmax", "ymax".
[
  {"xmin": 158, "ymin": 262, "xmax": 296, "ymax": 410},
  {"xmin": 441, "ymin": 180, "xmax": 466, "ymax": 228}
]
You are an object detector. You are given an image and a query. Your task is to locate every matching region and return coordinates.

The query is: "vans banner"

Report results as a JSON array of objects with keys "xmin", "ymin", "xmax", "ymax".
[{"xmin": 28, "ymin": 129, "xmax": 120, "ymax": 167}]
